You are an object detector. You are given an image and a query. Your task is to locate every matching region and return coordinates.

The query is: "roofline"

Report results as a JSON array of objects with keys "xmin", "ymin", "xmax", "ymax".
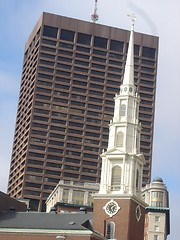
[
  {"xmin": 54, "ymin": 202, "xmax": 93, "ymax": 209},
  {"xmin": 0, "ymin": 228, "xmax": 93, "ymax": 235}
]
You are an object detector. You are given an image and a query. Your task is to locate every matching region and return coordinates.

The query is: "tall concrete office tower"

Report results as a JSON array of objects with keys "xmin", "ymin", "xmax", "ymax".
[{"xmin": 7, "ymin": 12, "xmax": 159, "ymax": 211}]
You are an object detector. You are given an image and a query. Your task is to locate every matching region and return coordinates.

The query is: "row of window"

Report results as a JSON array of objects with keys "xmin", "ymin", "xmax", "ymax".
[{"xmin": 43, "ymin": 25, "xmax": 156, "ymax": 59}]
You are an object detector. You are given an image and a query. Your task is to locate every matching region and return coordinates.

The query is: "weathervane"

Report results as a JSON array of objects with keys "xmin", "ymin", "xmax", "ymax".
[
  {"xmin": 91, "ymin": 0, "xmax": 99, "ymax": 23},
  {"xmin": 127, "ymin": 13, "xmax": 136, "ymax": 31}
]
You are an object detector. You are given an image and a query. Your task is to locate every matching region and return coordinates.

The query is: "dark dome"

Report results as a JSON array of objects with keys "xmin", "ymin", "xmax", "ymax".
[{"xmin": 153, "ymin": 177, "xmax": 163, "ymax": 183}]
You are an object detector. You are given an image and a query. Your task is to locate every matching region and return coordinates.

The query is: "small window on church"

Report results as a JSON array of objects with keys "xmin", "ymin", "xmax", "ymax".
[
  {"xmin": 136, "ymin": 169, "xmax": 139, "ymax": 190},
  {"xmin": 116, "ymin": 132, "xmax": 124, "ymax": 147},
  {"xmin": 120, "ymin": 104, "xmax": 126, "ymax": 116},
  {"xmin": 106, "ymin": 222, "xmax": 115, "ymax": 239},
  {"xmin": 154, "ymin": 235, "xmax": 159, "ymax": 240},
  {"xmin": 111, "ymin": 166, "xmax": 121, "ymax": 190}
]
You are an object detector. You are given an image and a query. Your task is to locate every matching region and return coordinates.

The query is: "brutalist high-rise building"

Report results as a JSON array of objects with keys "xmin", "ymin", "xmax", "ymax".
[{"xmin": 7, "ymin": 12, "xmax": 159, "ymax": 211}]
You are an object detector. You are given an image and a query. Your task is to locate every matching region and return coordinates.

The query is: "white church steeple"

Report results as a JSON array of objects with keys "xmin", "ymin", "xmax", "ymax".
[{"xmin": 99, "ymin": 15, "xmax": 145, "ymax": 198}]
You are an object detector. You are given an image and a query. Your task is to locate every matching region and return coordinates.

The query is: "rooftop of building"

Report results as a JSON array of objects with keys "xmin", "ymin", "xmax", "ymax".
[
  {"xmin": 0, "ymin": 211, "xmax": 93, "ymax": 231},
  {"xmin": 0, "ymin": 191, "xmax": 27, "ymax": 212},
  {"xmin": 153, "ymin": 177, "xmax": 164, "ymax": 183}
]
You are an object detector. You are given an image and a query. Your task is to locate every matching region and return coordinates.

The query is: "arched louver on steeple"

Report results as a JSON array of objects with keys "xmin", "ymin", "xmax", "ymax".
[
  {"xmin": 116, "ymin": 132, "xmax": 124, "ymax": 147},
  {"xmin": 120, "ymin": 104, "xmax": 126, "ymax": 116},
  {"xmin": 111, "ymin": 166, "xmax": 121, "ymax": 191}
]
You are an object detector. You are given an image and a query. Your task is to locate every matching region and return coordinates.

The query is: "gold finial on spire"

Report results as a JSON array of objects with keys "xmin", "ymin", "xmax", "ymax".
[{"xmin": 127, "ymin": 13, "xmax": 136, "ymax": 31}]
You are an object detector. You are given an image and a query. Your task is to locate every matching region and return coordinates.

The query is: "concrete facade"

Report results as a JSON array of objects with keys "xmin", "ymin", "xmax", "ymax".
[{"xmin": 46, "ymin": 180, "xmax": 99, "ymax": 212}]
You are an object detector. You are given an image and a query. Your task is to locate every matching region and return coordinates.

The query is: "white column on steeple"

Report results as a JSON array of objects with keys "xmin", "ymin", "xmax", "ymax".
[{"xmin": 99, "ymin": 14, "xmax": 145, "ymax": 198}]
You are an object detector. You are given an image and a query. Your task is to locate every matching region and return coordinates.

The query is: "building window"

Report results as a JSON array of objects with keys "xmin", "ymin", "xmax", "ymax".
[
  {"xmin": 64, "ymin": 165, "xmax": 80, "ymax": 171},
  {"xmin": 62, "ymin": 189, "xmax": 69, "ymax": 203},
  {"xmin": 59, "ymin": 50, "xmax": 73, "ymax": 56},
  {"xmin": 142, "ymin": 46, "xmax": 156, "ymax": 59},
  {"xmin": 25, "ymin": 182, "xmax": 41, "ymax": 188},
  {"xmin": 41, "ymin": 46, "xmax": 56, "ymax": 53},
  {"xmin": 154, "ymin": 235, "xmax": 159, "ymax": 240},
  {"xmin": 106, "ymin": 222, "xmax": 115, "ymax": 240},
  {"xmin": 64, "ymin": 172, "xmax": 79, "ymax": 179},
  {"xmin": 83, "ymin": 160, "xmax": 97, "ymax": 167},
  {"xmin": 75, "ymin": 53, "xmax": 90, "ymax": 59},
  {"xmin": 116, "ymin": 132, "xmax": 124, "ymax": 147},
  {"xmin": 111, "ymin": 166, "xmax": 121, "ymax": 190},
  {"xmin": 155, "ymin": 216, "xmax": 160, "ymax": 222},
  {"xmin": 134, "ymin": 45, "xmax": 140, "ymax": 56},
  {"xmin": 77, "ymin": 33, "xmax": 91, "ymax": 45},
  {"xmin": 45, "ymin": 169, "xmax": 60, "ymax": 176},
  {"xmin": 94, "ymin": 36, "xmax": 107, "ymax": 49},
  {"xmin": 76, "ymin": 46, "xmax": 90, "ymax": 53},
  {"xmin": 43, "ymin": 25, "xmax": 58, "ymax": 38},
  {"xmin": 27, "ymin": 167, "xmax": 43, "ymax": 173},
  {"xmin": 28, "ymin": 159, "xmax": 44, "ymax": 166},
  {"xmin": 64, "ymin": 158, "xmax": 80, "ymax": 164},
  {"xmin": 154, "ymin": 226, "xmax": 159, "ymax": 232},
  {"xmin": 60, "ymin": 29, "xmax": 75, "ymax": 42},
  {"xmin": 40, "ymin": 52, "xmax": 56, "ymax": 60},
  {"xmin": 59, "ymin": 42, "xmax": 74, "ymax": 49},
  {"xmin": 93, "ymin": 49, "xmax": 107, "ymax": 56},
  {"xmin": 47, "ymin": 154, "xmax": 62, "ymax": 161},
  {"xmin": 136, "ymin": 169, "xmax": 139, "ymax": 190},
  {"xmin": 42, "ymin": 39, "xmax": 57, "ymax": 46},
  {"xmin": 81, "ymin": 175, "xmax": 97, "ymax": 181},
  {"xmin": 151, "ymin": 191, "xmax": 164, "ymax": 207},
  {"xmin": 29, "ymin": 152, "xmax": 45, "ymax": 159},
  {"xmin": 72, "ymin": 190, "xmax": 84, "ymax": 205},
  {"xmin": 109, "ymin": 52, "xmax": 122, "ymax": 59},
  {"xmin": 110, "ymin": 39, "xmax": 124, "ymax": 52},
  {"xmin": 92, "ymin": 56, "xmax": 106, "ymax": 63}
]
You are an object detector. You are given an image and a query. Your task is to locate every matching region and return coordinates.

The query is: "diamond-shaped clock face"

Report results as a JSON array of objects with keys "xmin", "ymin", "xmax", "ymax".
[{"xmin": 103, "ymin": 199, "xmax": 120, "ymax": 217}]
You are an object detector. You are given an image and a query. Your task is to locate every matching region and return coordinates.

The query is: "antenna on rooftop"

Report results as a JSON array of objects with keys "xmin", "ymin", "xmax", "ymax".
[{"xmin": 91, "ymin": 0, "xmax": 99, "ymax": 23}]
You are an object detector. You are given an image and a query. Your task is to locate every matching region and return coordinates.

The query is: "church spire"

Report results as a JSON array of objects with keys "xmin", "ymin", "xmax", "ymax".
[
  {"xmin": 98, "ymin": 14, "xmax": 144, "ymax": 197},
  {"xmin": 92, "ymin": 15, "xmax": 146, "ymax": 240},
  {"xmin": 122, "ymin": 14, "xmax": 136, "ymax": 87}
]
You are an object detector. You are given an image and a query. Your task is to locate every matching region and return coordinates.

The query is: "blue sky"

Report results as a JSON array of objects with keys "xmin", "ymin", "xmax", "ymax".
[{"xmin": 0, "ymin": 0, "xmax": 180, "ymax": 239}]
